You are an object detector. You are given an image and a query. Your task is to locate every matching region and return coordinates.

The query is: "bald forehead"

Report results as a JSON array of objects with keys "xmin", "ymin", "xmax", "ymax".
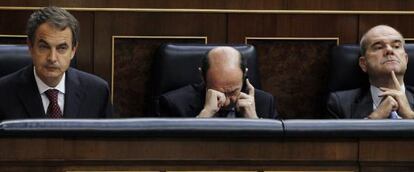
[
  {"xmin": 208, "ymin": 47, "xmax": 241, "ymax": 68},
  {"xmin": 365, "ymin": 25, "xmax": 403, "ymax": 43}
]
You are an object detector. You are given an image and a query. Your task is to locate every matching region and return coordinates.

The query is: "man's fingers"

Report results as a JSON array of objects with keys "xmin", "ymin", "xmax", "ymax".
[
  {"xmin": 391, "ymin": 98, "xmax": 399, "ymax": 111},
  {"xmin": 238, "ymin": 92, "xmax": 249, "ymax": 99},
  {"xmin": 208, "ymin": 89, "xmax": 226, "ymax": 108},
  {"xmin": 379, "ymin": 87, "xmax": 391, "ymax": 91},
  {"xmin": 378, "ymin": 90, "xmax": 397, "ymax": 97},
  {"xmin": 391, "ymin": 71, "xmax": 401, "ymax": 90},
  {"xmin": 216, "ymin": 91, "xmax": 226, "ymax": 107},
  {"xmin": 246, "ymin": 79, "xmax": 255, "ymax": 96},
  {"xmin": 236, "ymin": 99, "xmax": 251, "ymax": 108},
  {"xmin": 379, "ymin": 95, "xmax": 399, "ymax": 109},
  {"xmin": 386, "ymin": 96, "xmax": 399, "ymax": 111}
]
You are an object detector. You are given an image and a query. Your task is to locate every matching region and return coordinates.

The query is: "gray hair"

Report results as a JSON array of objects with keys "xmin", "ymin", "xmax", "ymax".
[
  {"xmin": 26, "ymin": 6, "xmax": 79, "ymax": 48},
  {"xmin": 359, "ymin": 33, "xmax": 369, "ymax": 56}
]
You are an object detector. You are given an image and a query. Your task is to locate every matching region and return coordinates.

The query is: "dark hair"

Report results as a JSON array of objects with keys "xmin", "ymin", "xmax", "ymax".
[
  {"xmin": 26, "ymin": 6, "xmax": 79, "ymax": 48},
  {"xmin": 200, "ymin": 47, "xmax": 247, "ymax": 81}
]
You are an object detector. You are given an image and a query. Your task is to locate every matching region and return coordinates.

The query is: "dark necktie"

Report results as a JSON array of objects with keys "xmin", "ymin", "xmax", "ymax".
[
  {"xmin": 45, "ymin": 89, "xmax": 62, "ymax": 118},
  {"xmin": 216, "ymin": 108, "xmax": 236, "ymax": 118}
]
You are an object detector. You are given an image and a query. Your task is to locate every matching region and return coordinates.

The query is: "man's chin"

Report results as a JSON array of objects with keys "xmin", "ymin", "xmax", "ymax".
[
  {"xmin": 40, "ymin": 71, "xmax": 63, "ymax": 79},
  {"xmin": 381, "ymin": 68, "xmax": 405, "ymax": 76}
]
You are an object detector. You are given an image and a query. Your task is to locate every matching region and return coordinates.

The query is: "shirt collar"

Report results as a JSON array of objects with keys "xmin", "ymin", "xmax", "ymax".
[
  {"xmin": 33, "ymin": 67, "xmax": 65, "ymax": 94},
  {"xmin": 370, "ymin": 84, "xmax": 405, "ymax": 109}
]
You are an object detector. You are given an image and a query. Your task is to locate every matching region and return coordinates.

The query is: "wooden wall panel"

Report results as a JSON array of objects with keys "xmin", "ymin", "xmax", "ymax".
[
  {"xmin": 113, "ymin": 37, "xmax": 206, "ymax": 117},
  {"xmin": 359, "ymin": 15, "xmax": 414, "ymax": 40},
  {"xmin": 94, "ymin": 12, "xmax": 226, "ymax": 81},
  {"xmin": 228, "ymin": 14, "xmax": 357, "ymax": 118},
  {"xmin": 359, "ymin": 139, "xmax": 414, "ymax": 172},
  {"xmin": 0, "ymin": 10, "xmax": 31, "ymax": 36},
  {"xmin": 246, "ymin": 39, "xmax": 337, "ymax": 119},
  {"xmin": 94, "ymin": 12, "xmax": 226, "ymax": 116},
  {"xmin": 287, "ymin": 0, "xmax": 414, "ymax": 11},
  {"xmin": 70, "ymin": 11, "xmax": 94, "ymax": 73},
  {"xmin": 1, "ymin": 0, "xmax": 286, "ymax": 10},
  {"xmin": 228, "ymin": 14, "xmax": 359, "ymax": 44},
  {"xmin": 0, "ymin": 136, "xmax": 361, "ymax": 171},
  {"xmin": 3, "ymin": 0, "xmax": 414, "ymax": 11},
  {"xmin": 361, "ymin": 166, "xmax": 414, "ymax": 172},
  {"xmin": 0, "ymin": 1, "xmax": 47, "ymax": 7}
]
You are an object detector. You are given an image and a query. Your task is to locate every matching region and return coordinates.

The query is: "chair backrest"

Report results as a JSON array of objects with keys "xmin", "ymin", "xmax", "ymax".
[
  {"xmin": 0, "ymin": 45, "xmax": 32, "ymax": 78},
  {"xmin": 150, "ymin": 43, "xmax": 262, "ymax": 115},
  {"xmin": 328, "ymin": 44, "xmax": 414, "ymax": 92},
  {"xmin": 0, "ymin": 44, "xmax": 77, "ymax": 79}
]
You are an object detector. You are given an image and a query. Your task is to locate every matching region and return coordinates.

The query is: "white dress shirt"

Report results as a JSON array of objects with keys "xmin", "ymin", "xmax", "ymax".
[{"xmin": 33, "ymin": 68, "xmax": 65, "ymax": 115}]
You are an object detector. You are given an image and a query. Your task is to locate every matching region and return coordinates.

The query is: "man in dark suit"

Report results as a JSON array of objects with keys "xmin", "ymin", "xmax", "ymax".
[
  {"xmin": 159, "ymin": 46, "xmax": 277, "ymax": 119},
  {"xmin": 0, "ymin": 7, "xmax": 112, "ymax": 120},
  {"xmin": 327, "ymin": 25, "xmax": 414, "ymax": 119}
]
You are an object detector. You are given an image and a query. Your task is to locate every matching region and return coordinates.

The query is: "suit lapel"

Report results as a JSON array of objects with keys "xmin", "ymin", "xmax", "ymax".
[
  {"xmin": 406, "ymin": 87, "xmax": 414, "ymax": 109},
  {"xmin": 17, "ymin": 66, "xmax": 45, "ymax": 118},
  {"xmin": 63, "ymin": 68, "xmax": 85, "ymax": 118},
  {"xmin": 351, "ymin": 88, "xmax": 373, "ymax": 119}
]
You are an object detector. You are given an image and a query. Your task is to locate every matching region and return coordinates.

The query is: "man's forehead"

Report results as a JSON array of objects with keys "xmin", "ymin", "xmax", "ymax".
[
  {"xmin": 35, "ymin": 23, "xmax": 72, "ymax": 44},
  {"xmin": 368, "ymin": 35, "xmax": 403, "ymax": 44},
  {"xmin": 366, "ymin": 27, "xmax": 403, "ymax": 44}
]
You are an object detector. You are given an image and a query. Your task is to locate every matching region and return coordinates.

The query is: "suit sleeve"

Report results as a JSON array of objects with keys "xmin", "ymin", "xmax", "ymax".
[
  {"xmin": 159, "ymin": 95, "xmax": 174, "ymax": 117},
  {"xmin": 255, "ymin": 90, "xmax": 277, "ymax": 119},
  {"xmin": 326, "ymin": 92, "xmax": 342, "ymax": 119},
  {"xmin": 271, "ymin": 96, "xmax": 278, "ymax": 119}
]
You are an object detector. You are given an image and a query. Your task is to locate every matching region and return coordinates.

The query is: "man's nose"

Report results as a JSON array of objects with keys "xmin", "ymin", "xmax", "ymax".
[
  {"xmin": 385, "ymin": 44, "xmax": 394, "ymax": 55},
  {"xmin": 47, "ymin": 48, "xmax": 58, "ymax": 62},
  {"xmin": 228, "ymin": 95, "xmax": 237, "ymax": 102}
]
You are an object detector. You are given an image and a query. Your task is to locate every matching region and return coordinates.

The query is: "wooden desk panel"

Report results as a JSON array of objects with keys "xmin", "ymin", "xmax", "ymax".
[{"xmin": 0, "ymin": 137, "xmax": 359, "ymax": 172}]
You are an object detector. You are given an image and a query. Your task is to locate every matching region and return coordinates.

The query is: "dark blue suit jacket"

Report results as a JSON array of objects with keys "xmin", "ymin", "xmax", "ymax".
[
  {"xmin": 0, "ymin": 65, "xmax": 112, "ymax": 120},
  {"xmin": 159, "ymin": 83, "xmax": 277, "ymax": 119}
]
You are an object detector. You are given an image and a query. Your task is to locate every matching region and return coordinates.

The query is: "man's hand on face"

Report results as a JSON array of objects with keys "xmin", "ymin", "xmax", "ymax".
[
  {"xmin": 236, "ymin": 79, "xmax": 258, "ymax": 119},
  {"xmin": 377, "ymin": 71, "xmax": 414, "ymax": 119},
  {"xmin": 197, "ymin": 89, "xmax": 226, "ymax": 118}
]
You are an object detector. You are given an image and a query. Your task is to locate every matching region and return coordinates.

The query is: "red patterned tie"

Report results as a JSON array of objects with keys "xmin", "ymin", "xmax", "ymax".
[{"xmin": 45, "ymin": 89, "xmax": 62, "ymax": 118}]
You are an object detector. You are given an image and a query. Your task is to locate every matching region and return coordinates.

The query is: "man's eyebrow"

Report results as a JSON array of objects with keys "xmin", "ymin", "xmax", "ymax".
[
  {"xmin": 57, "ymin": 42, "xmax": 69, "ymax": 47},
  {"xmin": 38, "ymin": 39, "xmax": 49, "ymax": 45},
  {"xmin": 370, "ymin": 41, "xmax": 382, "ymax": 47},
  {"xmin": 392, "ymin": 40, "xmax": 402, "ymax": 44}
]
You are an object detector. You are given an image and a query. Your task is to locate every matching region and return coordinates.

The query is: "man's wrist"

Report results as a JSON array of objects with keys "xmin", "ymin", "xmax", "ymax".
[
  {"xmin": 401, "ymin": 110, "xmax": 414, "ymax": 119},
  {"xmin": 197, "ymin": 108, "xmax": 213, "ymax": 118},
  {"xmin": 367, "ymin": 111, "xmax": 381, "ymax": 119}
]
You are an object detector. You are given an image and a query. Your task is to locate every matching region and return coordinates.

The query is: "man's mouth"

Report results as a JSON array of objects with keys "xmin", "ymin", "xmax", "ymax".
[
  {"xmin": 44, "ymin": 66, "xmax": 59, "ymax": 70},
  {"xmin": 382, "ymin": 59, "xmax": 400, "ymax": 64}
]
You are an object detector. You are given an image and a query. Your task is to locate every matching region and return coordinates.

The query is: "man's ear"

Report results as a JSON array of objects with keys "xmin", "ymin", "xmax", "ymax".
[
  {"xmin": 359, "ymin": 56, "xmax": 368, "ymax": 73},
  {"xmin": 405, "ymin": 52, "xmax": 408, "ymax": 62}
]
